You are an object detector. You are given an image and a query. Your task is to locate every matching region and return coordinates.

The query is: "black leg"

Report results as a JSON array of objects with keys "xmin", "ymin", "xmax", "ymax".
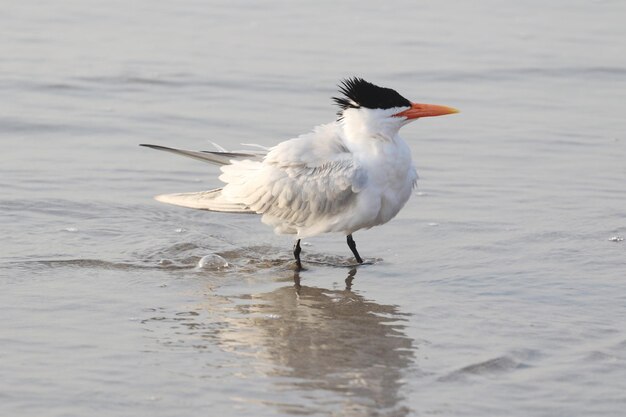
[
  {"xmin": 346, "ymin": 234, "xmax": 363, "ymax": 264},
  {"xmin": 293, "ymin": 239, "xmax": 303, "ymax": 270}
]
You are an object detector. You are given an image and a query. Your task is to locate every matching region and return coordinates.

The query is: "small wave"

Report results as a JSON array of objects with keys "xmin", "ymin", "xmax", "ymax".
[
  {"xmin": 69, "ymin": 74, "xmax": 305, "ymax": 93},
  {"xmin": 23, "ymin": 258, "xmax": 155, "ymax": 271},
  {"xmin": 216, "ymin": 245, "xmax": 379, "ymax": 271},
  {"xmin": 584, "ymin": 351, "xmax": 619, "ymax": 362},
  {"xmin": 75, "ymin": 75, "xmax": 189, "ymax": 88},
  {"xmin": 0, "ymin": 116, "xmax": 125, "ymax": 135},
  {"xmin": 8, "ymin": 242, "xmax": 379, "ymax": 274},
  {"xmin": 394, "ymin": 65, "xmax": 626, "ymax": 83},
  {"xmin": 16, "ymin": 257, "xmax": 220, "ymax": 271},
  {"xmin": 439, "ymin": 356, "xmax": 526, "ymax": 381}
]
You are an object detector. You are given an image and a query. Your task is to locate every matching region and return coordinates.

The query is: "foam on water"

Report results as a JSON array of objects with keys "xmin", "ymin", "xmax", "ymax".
[{"xmin": 196, "ymin": 254, "xmax": 229, "ymax": 270}]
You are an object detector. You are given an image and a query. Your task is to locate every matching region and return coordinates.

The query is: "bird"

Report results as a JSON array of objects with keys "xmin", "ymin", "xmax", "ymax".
[{"xmin": 141, "ymin": 77, "xmax": 458, "ymax": 269}]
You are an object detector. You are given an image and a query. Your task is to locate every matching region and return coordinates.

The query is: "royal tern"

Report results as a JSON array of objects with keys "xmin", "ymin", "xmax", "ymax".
[{"xmin": 142, "ymin": 77, "xmax": 458, "ymax": 269}]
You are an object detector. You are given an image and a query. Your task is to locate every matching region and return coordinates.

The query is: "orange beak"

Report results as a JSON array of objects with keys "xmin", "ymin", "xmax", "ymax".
[{"xmin": 394, "ymin": 102, "xmax": 459, "ymax": 119}]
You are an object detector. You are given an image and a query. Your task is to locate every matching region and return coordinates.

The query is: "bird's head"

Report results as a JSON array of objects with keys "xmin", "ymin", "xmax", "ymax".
[{"xmin": 333, "ymin": 77, "xmax": 459, "ymax": 140}]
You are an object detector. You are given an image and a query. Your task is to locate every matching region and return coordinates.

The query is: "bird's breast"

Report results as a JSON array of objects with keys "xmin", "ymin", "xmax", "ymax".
[{"xmin": 358, "ymin": 139, "xmax": 417, "ymax": 225}]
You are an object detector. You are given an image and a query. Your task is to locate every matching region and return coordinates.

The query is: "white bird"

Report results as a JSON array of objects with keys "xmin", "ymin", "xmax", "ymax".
[{"xmin": 142, "ymin": 77, "xmax": 458, "ymax": 269}]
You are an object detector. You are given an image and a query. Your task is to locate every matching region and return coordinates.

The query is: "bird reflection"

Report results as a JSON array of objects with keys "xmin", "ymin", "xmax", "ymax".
[
  {"xmin": 222, "ymin": 267, "xmax": 416, "ymax": 416},
  {"xmin": 293, "ymin": 267, "xmax": 357, "ymax": 293}
]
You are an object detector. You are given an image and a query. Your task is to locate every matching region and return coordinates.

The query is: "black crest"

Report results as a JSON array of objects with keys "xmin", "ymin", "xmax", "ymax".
[{"xmin": 332, "ymin": 77, "xmax": 410, "ymax": 115}]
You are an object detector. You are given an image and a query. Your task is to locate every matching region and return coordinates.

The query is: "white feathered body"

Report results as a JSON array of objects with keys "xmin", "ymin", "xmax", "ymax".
[
  {"xmin": 154, "ymin": 107, "xmax": 418, "ymax": 239},
  {"xmin": 203, "ymin": 107, "xmax": 418, "ymax": 238}
]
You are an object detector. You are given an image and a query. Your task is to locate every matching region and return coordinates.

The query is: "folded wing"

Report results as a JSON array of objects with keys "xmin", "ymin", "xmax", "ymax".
[
  {"xmin": 142, "ymin": 123, "xmax": 368, "ymax": 236},
  {"xmin": 219, "ymin": 127, "xmax": 368, "ymax": 235}
]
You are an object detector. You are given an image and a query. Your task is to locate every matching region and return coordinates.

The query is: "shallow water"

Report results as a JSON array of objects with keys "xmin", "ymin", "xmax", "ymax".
[{"xmin": 2, "ymin": 1, "xmax": 626, "ymax": 416}]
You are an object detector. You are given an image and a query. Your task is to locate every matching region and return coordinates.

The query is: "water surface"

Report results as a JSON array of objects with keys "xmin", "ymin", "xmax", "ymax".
[{"xmin": 2, "ymin": 1, "xmax": 626, "ymax": 416}]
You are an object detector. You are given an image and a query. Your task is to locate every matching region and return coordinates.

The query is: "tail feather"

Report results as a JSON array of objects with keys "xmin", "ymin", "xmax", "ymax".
[
  {"xmin": 140, "ymin": 144, "xmax": 263, "ymax": 166},
  {"xmin": 155, "ymin": 188, "xmax": 255, "ymax": 213}
]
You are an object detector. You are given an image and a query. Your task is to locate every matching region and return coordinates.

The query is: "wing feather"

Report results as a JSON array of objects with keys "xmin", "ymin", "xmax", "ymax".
[
  {"xmin": 143, "ymin": 122, "xmax": 368, "ymax": 236},
  {"xmin": 220, "ymin": 143, "xmax": 367, "ymax": 235}
]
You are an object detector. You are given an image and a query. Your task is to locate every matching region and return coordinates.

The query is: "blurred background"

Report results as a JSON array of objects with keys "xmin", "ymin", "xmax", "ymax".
[{"xmin": 1, "ymin": 1, "xmax": 625, "ymax": 416}]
